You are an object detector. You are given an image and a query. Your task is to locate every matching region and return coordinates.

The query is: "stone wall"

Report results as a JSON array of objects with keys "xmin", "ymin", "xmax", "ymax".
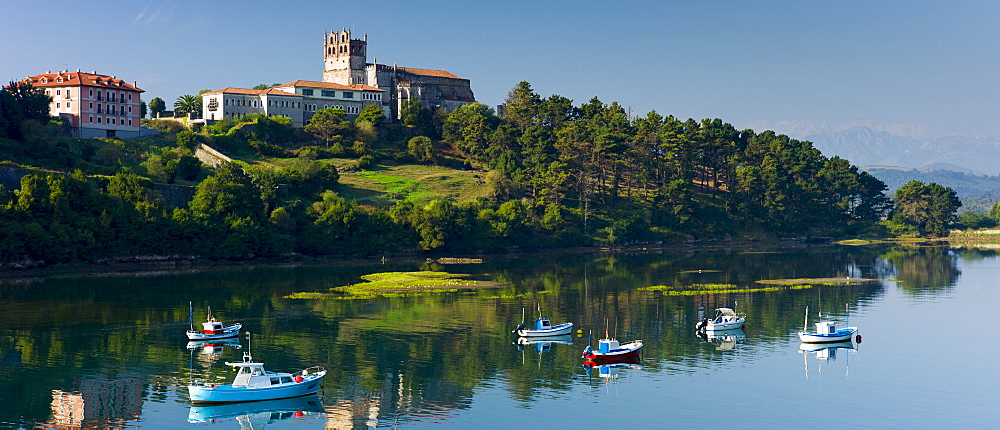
[{"xmin": 194, "ymin": 143, "xmax": 232, "ymax": 168}]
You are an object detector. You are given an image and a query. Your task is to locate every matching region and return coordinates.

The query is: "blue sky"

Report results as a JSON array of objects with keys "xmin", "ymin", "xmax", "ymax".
[{"xmin": 4, "ymin": 1, "xmax": 999, "ymax": 138}]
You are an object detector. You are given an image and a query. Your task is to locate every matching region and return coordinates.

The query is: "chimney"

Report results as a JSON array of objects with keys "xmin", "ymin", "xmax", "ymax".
[{"xmin": 76, "ymin": 68, "xmax": 81, "ymax": 72}]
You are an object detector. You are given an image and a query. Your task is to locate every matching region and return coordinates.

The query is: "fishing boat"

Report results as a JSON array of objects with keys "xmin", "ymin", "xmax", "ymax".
[
  {"xmin": 581, "ymin": 331, "xmax": 643, "ymax": 360},
  {"xmin": 513, "ymin": 318, "xmax": 574, "ymax": 337},
  {"xmin": 695, "ymin": 307, "xmax": 746, "ymax": 331},
  {"xmin": 188, "ymin": 333, "xmax": 326, "ymax": 404},
  {"xmin": 187, "ymin": 302, "xmax": 242, "ymax": 341},
  {"xmin": 796, "ymin": 306, "xmax": 859, "ymax": 343},
  {"xmin": 513, "ymin": 307, "xmax": 573, "ymax": 336}
]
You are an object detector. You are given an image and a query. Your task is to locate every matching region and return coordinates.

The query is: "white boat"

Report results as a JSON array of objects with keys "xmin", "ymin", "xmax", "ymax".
[
  {"xmin": 695, "ymin": 307, "xmax": 746, "ymax": 331},
  {"xmin": 798, "ymin": 321, "xmax": 858, "ymax": 343},
  {"xmin": 188, "ymin": 334, "xmax": 326, "ymax": 404},
  {"xmin": 513, "ymin": 318, "xmax": 574, "ymax": 337},
  {"xmin": 796, "ymin": 306, "xmax": 859, "ymax": 343},
  {"xmin": 187, "ymin": 303, "xmax": 242, "ymax": 340}
]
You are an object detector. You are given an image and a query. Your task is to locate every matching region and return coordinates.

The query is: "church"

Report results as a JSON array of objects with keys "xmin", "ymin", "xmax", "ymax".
[
  {"xmin": 202, "ymin": 28, "xmax": 475, "ymax": 125},
  {"xmin": 322, "ymin": 28, "xmax": 476, "ymax": 120}
]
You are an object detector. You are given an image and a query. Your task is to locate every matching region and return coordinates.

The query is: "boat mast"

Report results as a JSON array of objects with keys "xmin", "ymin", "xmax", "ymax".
[
  {"xmin": 188, "ymin": 301, "xmax": 194, "ymax": 331},
  {"xmin": 803, "ymin": 306, "xmax": 809, "ymax": 331}
]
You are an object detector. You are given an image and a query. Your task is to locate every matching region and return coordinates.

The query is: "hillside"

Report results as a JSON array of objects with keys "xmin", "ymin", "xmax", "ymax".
[{"xmin": 863, "ymin": 166, "xmax": 1000, "ymax": 213}]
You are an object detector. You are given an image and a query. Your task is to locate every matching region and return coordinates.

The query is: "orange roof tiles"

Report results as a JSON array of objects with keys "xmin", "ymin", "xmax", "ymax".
[
  {"xmin": 396, "ymin": 67, "xmax": 465, "ymax": 80},
  {"xmin": 23, "ymin": 71, "xmax": 144, "ymax": 92},
  {"xmin": 203, "ymin": 87, "xmax": 301, "ymax": 97},
  {"xmin": 279, "ymin": 80, "xmax": 384, "ymax": 92}
]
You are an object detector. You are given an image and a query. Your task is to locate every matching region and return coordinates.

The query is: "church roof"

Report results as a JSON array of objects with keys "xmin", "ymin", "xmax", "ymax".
[
  {"xmin": 202, "ymin": 87, "xmax": 301, "ymax": 97},
  {"xmin": 23, "ymin": 71, "xmax": 143, "ymax": 92},
  {"xmin": 396, "ymin": 67, "xmax": 466, "ymax": 80},
  {"xmin": 279, "ymin": 80, "xmax": 383, "ymax": 92}
]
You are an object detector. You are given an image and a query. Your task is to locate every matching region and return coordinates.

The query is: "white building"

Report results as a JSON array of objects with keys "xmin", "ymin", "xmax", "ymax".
[{"xmin": 201, "ymin": 81, "xmax": 384, "ymax": 127}]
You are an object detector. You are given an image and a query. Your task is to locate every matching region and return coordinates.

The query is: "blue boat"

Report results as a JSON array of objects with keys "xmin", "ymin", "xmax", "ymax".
[
  {"xmin": 514, "ymin": 318, "xmax": 574, "ymax": 337},
  {"xmin": 796, "ymin": 306, "xmax": 859, "ymax": 343},
  {"xmin": 188, "ymin": 333, "xmax": 326, "ymax": 404}
]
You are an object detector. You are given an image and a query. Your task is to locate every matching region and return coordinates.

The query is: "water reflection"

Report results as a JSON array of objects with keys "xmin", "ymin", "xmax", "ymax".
[
  {"xmin": 582, "ymin": 357, "xmax": 643, "ymax": 386},
  {"xmin": 514, "ymin": 335, "xmax": 574, "ymax": 353},
  {"xmin": 188, "ymin": 395, "xmax": 324, "ymax": 428},
  {"xmin": 1, "ymin": 244, "xmax": 992, "ymax": 427},
  {"xmin": 798, "ymin": 341, "xmax": 857, "ymax": 379},
  {"xmin": 187, "ymin": 338, "xmax": 242, "ymax": 355},
  {"xmin": 695, "ymin": 328, "xmax": 747, "ymax": 351}
]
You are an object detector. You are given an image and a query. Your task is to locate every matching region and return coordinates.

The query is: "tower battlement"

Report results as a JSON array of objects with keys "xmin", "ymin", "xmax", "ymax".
[{"xmin": 323, "ymin": 29, "xmax": 367, "ymax": 85}]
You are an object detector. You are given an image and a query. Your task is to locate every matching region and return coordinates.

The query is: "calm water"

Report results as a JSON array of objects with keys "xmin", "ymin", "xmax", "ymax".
[{"xmin": 1, "ymin": 244, "xmax": 997, "ymax": 428}]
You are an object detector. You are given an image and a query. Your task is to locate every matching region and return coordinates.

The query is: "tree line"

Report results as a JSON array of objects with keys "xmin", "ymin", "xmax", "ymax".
[{"xmin": 0, "ymin": 79, "xmax": 969, "ymax": 266}]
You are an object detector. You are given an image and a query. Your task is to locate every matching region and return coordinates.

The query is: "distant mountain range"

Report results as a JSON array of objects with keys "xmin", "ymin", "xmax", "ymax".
[
  {"xmin": 797, "ymin": 126, "xmax": 1000, "ymax": 212},
  {"xmin": 803, "ymin": 126, "xmax": 1000, "ymax": 175}
]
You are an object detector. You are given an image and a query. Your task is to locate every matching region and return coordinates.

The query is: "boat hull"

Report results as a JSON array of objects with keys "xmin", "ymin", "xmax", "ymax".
[
  {"xmin": 516, "ymin": 322, "xmax": 574, "ymax": 337},
  {"xmin": 188, "ymin": 372, "xmax": 325, "ymax": 403},
  {"xmin": 583, "ymin": 342, "xmax": 643, "ymax": 360},
  {"xmin": 188, "ymin": 394, "xmax": 324, "ymax": 423},
  {"xmin": 797, "ymin": 327, "xmax": 857, "ymax": 343},
  {"xmin": 187, "ymin": 323, "xmax": 242, "ymax": 340}
]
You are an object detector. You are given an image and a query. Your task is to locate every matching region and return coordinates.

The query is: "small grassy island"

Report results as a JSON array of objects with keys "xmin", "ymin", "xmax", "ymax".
[
  {"xmin": 286, "ymin": 271, "xmax": 506, "ymax": 299},
  {"xmin": 639, "ymin": 277, "xmax": 878, "ymax": 296}
]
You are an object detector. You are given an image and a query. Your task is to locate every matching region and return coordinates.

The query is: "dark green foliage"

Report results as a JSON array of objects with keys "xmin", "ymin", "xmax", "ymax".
[
  {"xmin": 304, "ymin": 108, "xmax": 350, "ymax": 146},
  {"xmin": 407, "ymin": 136, "xmax": 434, "ymax": 164},
  {"xmin": 174, "ymin": 94, "xmax": 200, "ymax": 118},
  {"xmin": 892, "ymin": 180, "xmax": 962, "ymax": 237},
  {"xmin": 356, "ymin": 103, "xmax": 385, "ymax": 126},
  {"xmin": 148, "ymin": 97, "xmax": 166, "ymax": 118},
  {"xmin": 0, "ymin": 80, "xmax": 51, "ymax": 140}
]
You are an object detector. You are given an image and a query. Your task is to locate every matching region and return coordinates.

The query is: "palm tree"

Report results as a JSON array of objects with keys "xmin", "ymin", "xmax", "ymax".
[{"xmin": 174, "ymin": 94, "xmax": 201, "ymax": 118}]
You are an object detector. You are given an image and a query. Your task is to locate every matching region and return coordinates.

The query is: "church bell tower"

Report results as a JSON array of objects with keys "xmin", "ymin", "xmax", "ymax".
[{"xmin": 323, "ymin": 29, "xmax": 367, "ymax": 85}]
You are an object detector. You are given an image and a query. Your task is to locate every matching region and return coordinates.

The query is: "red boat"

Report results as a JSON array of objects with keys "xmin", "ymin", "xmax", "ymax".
[{"xmin": 582, "ymin": 335, "xmax": 643, "ymax": 360}]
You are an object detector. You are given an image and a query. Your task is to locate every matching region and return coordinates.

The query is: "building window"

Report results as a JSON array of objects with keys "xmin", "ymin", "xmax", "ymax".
[
  {"xmin": 67, "ymin": 101, "xmax": 71, "ymax": 108},
  {"xmin": 56, "ymin": 102, "xmax": 60, "ymax": 108},
  {"xmin": 56, "ymin": 89, "xmax": 61, "ymax": 96},
  {"xmin": 321, "ymin": 90, "xmax": 335, "ymax": 97},
  {"xmin": 302, "ymin": 89, "xmax": 314, "ymax": 96},
  {"xmin": 67, "ymin": 90, "xmax": 71, "ymax": 98},
  {"xmin": 343, "ymin": 92, "xmax": 354, "ymax": 99},
  {"xmin": 89, "ymin": 89, "xmax": 93, "ymax": 97},
  {"xmin": 97, "ymin": 117, "xmax": 102, "ymax": 123}
]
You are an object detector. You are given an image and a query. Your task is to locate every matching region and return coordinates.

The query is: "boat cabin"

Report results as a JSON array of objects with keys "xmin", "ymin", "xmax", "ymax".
[
  {"xmin": 534, "ymin": 318, "xmax": 553, "ymax": 330},
  {"xmin": 202, "ymin": 319, "xmax": 224, "ymax": 334},
  {"xmin": 714, "ymin": 308, "xmax": 737, "ymax": 322},
  {"xmin": 598, "ymin": 339, "xmax": 620, "ymax": 353},
  {"xmin": 229, "ymin": 363, "xmax": 300, "ymax": 388},
  {"xmin": 815, "ymin": 321, "xmax": 837, "ymax": 334}
]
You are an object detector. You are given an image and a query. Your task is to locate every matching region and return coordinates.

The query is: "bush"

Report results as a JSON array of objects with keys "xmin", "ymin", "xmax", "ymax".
[
  {"xmin": 145, "ymin": 119, "xmax": 186, "ymax": 133},
  {"xmin": 355, "ymin": 154, "xmax": 375, "ymax": 170}
]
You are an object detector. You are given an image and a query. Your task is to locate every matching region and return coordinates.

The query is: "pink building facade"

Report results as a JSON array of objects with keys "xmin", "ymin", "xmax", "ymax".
[{"xmin": 23, "ymin": 70, "xmax": 144, "ymax": 138}]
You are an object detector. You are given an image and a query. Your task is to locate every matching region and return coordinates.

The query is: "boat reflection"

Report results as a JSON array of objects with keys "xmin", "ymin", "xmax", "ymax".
[
  {"xmin": 798, "ymin": 340, "xmax": 857, "ymax": 379},
  {"xmin": 582, "ymin": 356, "xmax": 642, "ymax": 381},
  {"xmin": 696, "ymin": 328, "xmax": 746, "ymax": 351},
  {"xmin": 187, "ymin": 338, "xmax": 242, "ymax": 355},
  {"xmin": 188, "ymin": 394, "xmax": 324, "ymax": 428},
  {"xmin": 514, "ymin": 334, "xmax": 573, "ymax": 353}
]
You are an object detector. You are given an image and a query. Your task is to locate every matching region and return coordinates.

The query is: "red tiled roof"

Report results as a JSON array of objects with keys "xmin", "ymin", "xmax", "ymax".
[
  {"xmin": 278, "ymin": 80, "xmax": 384, "ymax": 92},
  {"xmin": 202, "ymin": 87, "xmax": 301, "ymax": 97},
  {"xmin": 396, "ymin": 67, "xmax": 466, "ymax": 80},
  {"xmin": 22, "ymin": 71, "xmax": 144, "ymax": 92}
]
